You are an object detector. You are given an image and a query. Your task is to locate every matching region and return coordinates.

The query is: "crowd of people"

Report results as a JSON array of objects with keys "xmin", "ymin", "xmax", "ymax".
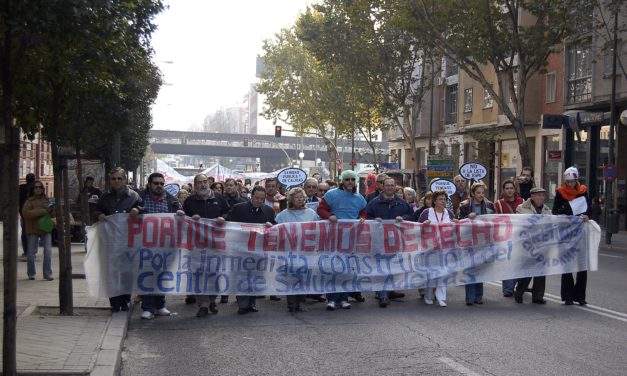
[{"xmin": 20, "ymin": 164, "xmax": 593, "ymax": 320}]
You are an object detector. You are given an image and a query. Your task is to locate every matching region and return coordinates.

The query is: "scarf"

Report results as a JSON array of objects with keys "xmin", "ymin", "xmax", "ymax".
[{"xmin": 557, "ymin": 183, "xmax": 587, "ymax": 202}]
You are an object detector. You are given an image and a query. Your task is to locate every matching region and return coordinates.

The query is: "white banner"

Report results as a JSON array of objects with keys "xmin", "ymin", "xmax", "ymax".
[{"xmin": 84, "ymin": 214, "xmax": 600, "ymax": 298}]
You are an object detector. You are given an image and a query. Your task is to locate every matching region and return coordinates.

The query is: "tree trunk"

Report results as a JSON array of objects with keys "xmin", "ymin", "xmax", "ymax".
[
  {"xmin": 512, "ymin": 117, "xmax": 531, "ymax": 168},
  {"xmin": 1, "ymin": 9, "xmax": 18, "ymax": 374},
  {"xmin": 52, "ymin": 146, "xmax": 73, "ymax": 315}
]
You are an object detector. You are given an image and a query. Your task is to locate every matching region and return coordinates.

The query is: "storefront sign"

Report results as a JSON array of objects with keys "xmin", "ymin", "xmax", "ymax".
[
  {"xmin": 427, "ymin": 156, "xmax": 454, "ymax": 179},
  {"xmin": 459, "ymin": 162, "xmax": 487, "ymax": 181},
  {"xmin": 603, "ymin": 165, "xmax": 616, "ymax": 181},
  {"xmin": 547, "ymin": 151, "xmax": 562, "ymax": 161}
]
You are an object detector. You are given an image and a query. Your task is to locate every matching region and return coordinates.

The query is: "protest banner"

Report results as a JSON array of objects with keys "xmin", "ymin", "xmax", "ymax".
[{"xmin": 85, "ymin": 213, "xmax": 600, "ymax": 298}]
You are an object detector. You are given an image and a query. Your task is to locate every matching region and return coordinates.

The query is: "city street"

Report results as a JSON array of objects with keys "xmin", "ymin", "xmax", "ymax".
[{"xmin": 120, "ymin": 239, "xmax": 627, "ymax": 376}]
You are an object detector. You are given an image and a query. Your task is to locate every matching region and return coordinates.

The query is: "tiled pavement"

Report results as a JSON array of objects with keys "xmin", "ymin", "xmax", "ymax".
[{"xmin": 0, "ymin": 221, "xmax": 125, "ymax": 375}]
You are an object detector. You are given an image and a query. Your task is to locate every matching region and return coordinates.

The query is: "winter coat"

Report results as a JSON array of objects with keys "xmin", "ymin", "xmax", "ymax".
[
  {"xmin": 223, "ymin": 194, "xmax": 247, "ymax": 210},
  {"xmin": 183, "ymin": 193, "xmax": 230, "ymax": 219},
  {"xmin": 227, "ymin": 201, "xmax": 276, "ymax": 224},
  {"xmin": 22, "ymin": 196, "xmax": 52, "ymax": 235},
  {"xmin": 458, "ymin": 199, "xmax": 495, "ymax": 219},
  {"xmin": 552, "ymin": 186, "xmax": 591, "ymax": 216},
  {"xmin": 516, "ymin": 199, "xmax": 552, "ymax": 215},
  {"xmin": 494, "ymin": 196, "xmax": 524, "ymax": 214},
  {"xmin": 365, "ymin": 195, "xmax": 413, "ymax": 220},
  {"xmin": 96, "ymin": 187, "xmax": 142, "ymax": 216}
]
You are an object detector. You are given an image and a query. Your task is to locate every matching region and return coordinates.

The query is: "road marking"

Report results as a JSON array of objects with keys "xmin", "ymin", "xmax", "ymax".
[
  {"xmin": 599, "ymin": 253, "xmax": 624, "ymax": 258},
  {"xmin": 486, "ymin": 281, "xmax": 627, "ymax": 322},
  {"xmin": 438, "ymin": 357, "xmax": 482, "ymax": 376}
]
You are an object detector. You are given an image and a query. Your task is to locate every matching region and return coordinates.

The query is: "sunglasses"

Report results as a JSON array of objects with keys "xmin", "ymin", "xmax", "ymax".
[{"xmin": 343, "ymin": 178, "xmax": 356, "ymax": 182}]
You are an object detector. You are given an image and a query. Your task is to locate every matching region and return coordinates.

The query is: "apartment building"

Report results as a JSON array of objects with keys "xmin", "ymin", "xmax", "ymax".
[{"xmin": 19, "ymin": 130, "xmax": 54, "ymax": 195}]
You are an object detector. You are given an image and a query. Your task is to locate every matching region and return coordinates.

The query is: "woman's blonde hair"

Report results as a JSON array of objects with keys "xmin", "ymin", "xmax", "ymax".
[{"xmin": 286, "ymin": 187, "xmax": 306, "ymax": 209}]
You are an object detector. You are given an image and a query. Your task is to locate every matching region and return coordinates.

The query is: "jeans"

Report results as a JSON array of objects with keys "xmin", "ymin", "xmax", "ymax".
[
  {"xmin": 27, "ymin": 234, "xmax": 52, "ymax": 278},
  {"xmin": 465, "ymin": 283, "xmax": 484, "ymax": 303},
  {"xmin": 502, "ymin": 279, "xmax": 516, "ymax": 295},
  {"xmin": 326, "ymin": 292, "xmax": 348, "ymax": 304},
  {"xmin": 141, "ymin": 295, "xmax": 165, "ymax": 313}
]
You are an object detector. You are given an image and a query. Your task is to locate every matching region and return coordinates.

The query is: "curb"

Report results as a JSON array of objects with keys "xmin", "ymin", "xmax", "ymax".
[{"xmin": 89, "ymin": 306, "xmax": 133, "ymax": 376}]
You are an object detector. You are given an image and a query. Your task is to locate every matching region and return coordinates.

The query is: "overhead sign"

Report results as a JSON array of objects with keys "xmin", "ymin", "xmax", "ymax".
[
  {"xmin": 277, "ymin": 168, "xmax": 307, "ymax": 188},
  {"xmin": 164, "ymin": 183, "xmax": 180, "ymax": 197},
  {"xmin": 427, "ymin": 156, "xmax": 454, "ymax": 180},
  {"xmin": 547, "ymin": 151, "xmax": 562, "ymax": 161},
  {"xmin": 459, "ymin": 162, "xmax": 487, "ymax": 181},
  {"xmin": 604, "ymin": 165, "xmax": 616, "ymax": 181},
  {"xmin": 429, "ymin": 179, "xmax": 457, "ymax": 197}
]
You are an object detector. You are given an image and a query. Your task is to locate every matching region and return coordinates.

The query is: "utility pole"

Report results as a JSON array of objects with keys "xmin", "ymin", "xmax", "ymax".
[
  {"xmin": 350, "ymin": 125, "xmax": 356, "ymax": 170},
  {"xmin": 604, "ymin": 2, "xmax": 619, "ymax": 244}
]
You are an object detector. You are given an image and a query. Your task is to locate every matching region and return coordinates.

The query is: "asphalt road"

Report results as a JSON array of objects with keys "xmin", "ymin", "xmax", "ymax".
[{"xmin": 121, "ymin": 243, "xmax": 627, "ymax": 376}]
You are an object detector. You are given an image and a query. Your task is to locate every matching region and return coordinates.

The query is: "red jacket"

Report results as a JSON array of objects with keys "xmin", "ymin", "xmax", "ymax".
[{"xmin": 494, "ymin": 196, "xmax": 523, "ymax": 214}]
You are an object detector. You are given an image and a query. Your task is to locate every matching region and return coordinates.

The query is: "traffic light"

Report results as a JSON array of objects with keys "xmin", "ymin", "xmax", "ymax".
[{"xmin": 274, "ymin": 125, "xmax": 282, "ymax": 137}]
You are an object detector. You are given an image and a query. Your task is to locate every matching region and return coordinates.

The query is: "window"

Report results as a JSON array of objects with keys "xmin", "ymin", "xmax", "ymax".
[
  {"xmin": 546, "ymin": 72, "xmax": 556, "ymax": 103},
  {"xmin": 566, "ymin": 40, "xmax": 592, "ymax": 104},
  {"xmin": 483, "ymin": 88, "xmax": 494, "ymax": 108},
  {"xmin": 446, "ymin": 84, "xmax": 458, "ymax": 124},
  {"xmin": 463, "ymin": 88, "xmax": 473, "ymax": 113},
  {"xmin": 445, "ymin": 57, "xmax": 458, "ymax": 77}
]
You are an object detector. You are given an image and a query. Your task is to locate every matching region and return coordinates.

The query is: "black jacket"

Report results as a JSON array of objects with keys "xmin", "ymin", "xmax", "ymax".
[
  {"xmin": 366, "ymin": 189, "xmax": 381, "ymax": 203},
  {"xmin": 183, "ymin": 193, "xmax": 230, "ymax": 219},
  {"xmin": 552, "ymin": 187, "xmax": 590, "ymax": 216},
  {"xmin": 365, "ymin": 195, "xmax": 413, "ymax": 220},
  {"xmin": 96, "ymin": 187, "xmax": 142, "ymax": 216},
  {"xmin": 223, "ymin": 194, "xmax": 247, "ymax": 210},
  {"xmin": 227, "ymin": 201, "xmax": 276, "ymax": 224}
]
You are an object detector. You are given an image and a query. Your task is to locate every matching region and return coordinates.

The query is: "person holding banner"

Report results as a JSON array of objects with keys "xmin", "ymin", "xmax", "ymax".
[
  {"xmin": 417, "ymin": 190, "xmax": 457, "ymax": 307},
  {"xmin": 264, "ymin": 178, "xmax": 287, "ymax": 214},
  {"xmin": 223, "ymin": 178, "xmax": 247, "ymax": 210},
  {"xmin": 95, "ymin": 167, "xmax": 142, "ymax": 312},
  {"xmin": 228, "ymin": 185, "xmax": 276, "ymax": 314},
  {"xmin": 366, "ymin": 173, "xmax": 388, "ymax": 203},
  {"xmin": 459, "ymin": 182, "xmax": 495, "ymax": 305},
  {"xmin": 184, "ymin": 174, "xmax": 230, "ymax": 318},
  {"xmin": 495, "ymin": 179, "xmax": 524, "ymax": 297},
  {"xmin": 138, "ymin": 173, "xmax": 184, "ymax": 320},
  {"xmin": 365, "ymin": 178, "xmax": 413, "ymax": 308},
  {"xmin": 514, "ymin": 187, "xmax": 552, "ymax": 304},
  {"xmin": 317, "ymin": 170, "xmax": 367, "ymax": 310},
  {"xmin": 275, "ymin": 187, "xmax": 321, "ymax": 313},
  {"xmin": 553, "ymin": 167, "xmax": 590, "ymax": 306}
]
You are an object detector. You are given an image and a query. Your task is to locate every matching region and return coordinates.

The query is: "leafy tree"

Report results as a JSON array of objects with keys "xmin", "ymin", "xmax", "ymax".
[
  {"xmin": 402, "ymin": 0, "xmax": 592, "ymax": 167},
  {"xmin": 296, "ymin": 0, "xmax": 440, "ymax": 186}
]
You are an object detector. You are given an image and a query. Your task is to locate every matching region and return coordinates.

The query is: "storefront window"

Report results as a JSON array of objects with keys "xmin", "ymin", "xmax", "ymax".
[{"xmin": 542, "ymin": 135, "xmax": 561, "ymax": 203}]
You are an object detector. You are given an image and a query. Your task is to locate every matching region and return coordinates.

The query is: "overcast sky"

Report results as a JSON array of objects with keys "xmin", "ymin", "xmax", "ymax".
[{"xmin": 151, "ymin": 0, "xmax": 313, "ymax": 135}]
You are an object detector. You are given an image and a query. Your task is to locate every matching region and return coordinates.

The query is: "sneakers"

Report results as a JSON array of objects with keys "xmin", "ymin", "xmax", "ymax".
[
  {"xmin": 141, "ymin": 310, "xmax": 154, "ymax": 320},
  {"xmin": 44, "ymin": 276, "xmax": 54, "ymax": 281},
  {"xmin": 424, "ymin": 298, "xmax": 434, "ymax": 305},
  {"xmin": 340, "ymin": 301, "xmax": 351, "ymax": 309},
  {"xmin": 326, "ymin": 301, "xmax": 336, "ymax": 311},
  {"xmin": 196, "ymin": 307, "xmax": 209, "ymax": 318},
  {"xmin": 155, "ymin": 307, "xmax": 171, "ymax": 316},
  {"xmin": 438, "ymin": 300, "xmax": 447, "ymax": 307}
]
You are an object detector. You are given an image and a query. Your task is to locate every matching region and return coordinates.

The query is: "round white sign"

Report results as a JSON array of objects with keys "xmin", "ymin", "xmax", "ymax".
[
  {"xmin": 277, "ymin": 168, "xmax": 308, "ymax": 187},
  {"xmin": 164, "ymin": 183, "xmax": 180, "ymax": 197},
  {"xmin": 459, "ymin": 162, "xmax": 487, "ymax": 181},
  {"xmin": 429, "ymin": 179, "xmax": 457, "ymax": 197}
]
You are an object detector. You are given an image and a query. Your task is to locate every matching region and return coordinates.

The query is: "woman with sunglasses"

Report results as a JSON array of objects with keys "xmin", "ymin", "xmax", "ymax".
[
  {"xmin": 317, "ymin": 170, "xmax": 367, "ymax": 310},
  {"xmin": 21, "ymin": 180, "xmax": 54, "ymax": 281}
]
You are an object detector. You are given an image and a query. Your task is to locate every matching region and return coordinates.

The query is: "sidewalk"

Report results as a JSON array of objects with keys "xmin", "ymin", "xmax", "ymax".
[
  {"xmin": 0, "ymin": 222, "xmax": 128, "ymax": 376},
  {"xmin": 601, "ymin": 230, "xmax": 627, "ymax": 252}
]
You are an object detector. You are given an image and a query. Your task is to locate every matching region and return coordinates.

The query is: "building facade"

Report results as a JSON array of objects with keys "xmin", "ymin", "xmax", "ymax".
[{"xmin": 19, "ymin": 130, "xmax": 54, "ymax": 195}]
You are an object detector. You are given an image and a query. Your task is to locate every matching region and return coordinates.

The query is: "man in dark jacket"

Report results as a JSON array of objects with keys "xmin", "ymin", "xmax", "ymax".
[
  {"xmin": 228, "ymin": 185, "xmax": 275, "ymax": 314},
  {"xmin": 365, "ymin": 177, "xmax": 412, "ymax": 307},
  {"xmin": 138, "ymin": 172, "xmax": 184, "ymax": 320},
  {"xmin": 183, "ymin": 173, "xmax": 230, "ymax": 317},
  {"xmin": 365, "ymin": 173, "xmax": 388, "ymax": 203},
  {"xmin": 94, "ymin": 168, "xmax": 142, "ymax": 312}
]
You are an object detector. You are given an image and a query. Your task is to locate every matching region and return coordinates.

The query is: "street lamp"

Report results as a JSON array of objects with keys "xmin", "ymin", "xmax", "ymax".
[{"xmin": 298, "ymin": 151, "xmax": 305, "ymax": 168}]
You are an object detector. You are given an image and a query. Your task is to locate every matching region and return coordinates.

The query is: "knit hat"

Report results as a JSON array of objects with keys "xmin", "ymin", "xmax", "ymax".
[
  {"xmin": 563, "ymin": 166, "xmax": 579, "ymax": 181},
  {"xmin": 340, "ymin": 170, "xmax": 358, "ymax": 181}
]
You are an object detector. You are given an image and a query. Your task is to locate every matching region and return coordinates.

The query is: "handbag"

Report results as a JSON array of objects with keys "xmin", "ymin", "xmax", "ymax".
[{"xmin": 37, "ymin": 214, "xmax": 55, "ymax": 233}]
